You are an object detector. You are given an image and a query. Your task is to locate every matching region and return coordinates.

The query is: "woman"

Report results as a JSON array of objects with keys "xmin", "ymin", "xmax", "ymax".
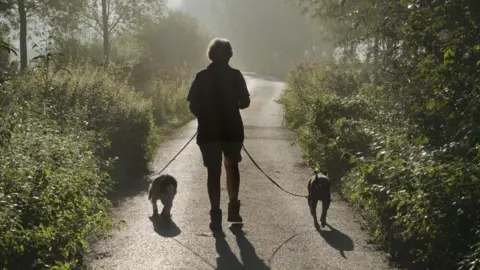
[{"xmin": 187, "ymin": 38, "xmax": 251, "ymax": 231}]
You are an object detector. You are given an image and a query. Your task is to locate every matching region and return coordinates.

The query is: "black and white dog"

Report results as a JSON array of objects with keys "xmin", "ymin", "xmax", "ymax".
[
  {"xmin": 307, "ymin": 170, "xmax": 332, "ymax": 228},
  {"xmin": 148, "ymin": 174, "xmax": 177, "ymax": 218}
]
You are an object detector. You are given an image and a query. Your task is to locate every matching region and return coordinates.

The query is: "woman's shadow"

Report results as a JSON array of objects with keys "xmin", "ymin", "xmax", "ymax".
[
  {"xmin": 214, "ymin": 230, "xmax": 244, "ymax": 270},
  {"xmin": 213, "ymin": 224, "xmax": 270, "ymax": 270},
  {"xmin": 149, "ymin": 214, "xmax": 181, "ymax": 238},
  {"xmin": 317, "ymin": 224, "xmax": 354, "ymax": 259}
]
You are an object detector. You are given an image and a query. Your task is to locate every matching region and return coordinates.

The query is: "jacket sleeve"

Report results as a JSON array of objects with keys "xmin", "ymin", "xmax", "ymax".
[
  {"xmin": 236, "ymin": 71, "xmax": 250, "ymax": 109},
  {"xmin": 187, "ymin": 73, "xmax": 200, "ymax": 117}
]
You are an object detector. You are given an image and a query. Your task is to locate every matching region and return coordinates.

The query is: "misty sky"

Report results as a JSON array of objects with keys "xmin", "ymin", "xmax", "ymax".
[{"xmin": 167, "ymin": 0, "xmax": 183, "ymax": 10}]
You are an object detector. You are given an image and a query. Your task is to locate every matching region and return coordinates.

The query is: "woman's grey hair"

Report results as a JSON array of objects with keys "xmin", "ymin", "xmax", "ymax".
[{"xmin": 207, "ymin": 38, "xmax": 233, "ymax": 62}]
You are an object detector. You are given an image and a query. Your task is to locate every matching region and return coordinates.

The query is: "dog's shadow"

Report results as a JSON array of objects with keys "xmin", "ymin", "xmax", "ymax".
[
  {"xmin": 149, "ymin": 214, "xmax": 181, "ymax": 238},
  {"xmin": 317, "ymin": 224, "xmax": 354, "ymax": 259}
]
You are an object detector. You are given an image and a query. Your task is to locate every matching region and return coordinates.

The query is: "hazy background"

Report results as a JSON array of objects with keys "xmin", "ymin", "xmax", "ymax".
[
  {"xmin": 167, "ymin": 0, "xmax": 333, "ymax": 76},
  {"xmin": 5, "ymin": 0, "xmax": 333, "ymax": 77}
]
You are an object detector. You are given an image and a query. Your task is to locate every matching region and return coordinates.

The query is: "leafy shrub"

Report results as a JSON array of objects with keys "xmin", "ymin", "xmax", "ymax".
[
  {"xmin": 0, "ymin": 63, "xmax": 172, "ymax": 268},
  {"xmin": 343, "ymin": 123, "xmax": 480, "ymax": 269},
  {"xmin": 277, "ymin": 62, "xmax": 372, "ymax": 180},
  {"xmin": 0, "ymin": 89, "xmax": 112, "ymax": 269},
  {"xmin": 144, "ymin": 77, "xmax": 193, "ymax": 128},
  {"xmin": 12, "ymin": 66, "xmax": 157, "ymax": 183},
  {"xmin": 279, "ymin": 62, "xmax": 480, "ymax": 269}
]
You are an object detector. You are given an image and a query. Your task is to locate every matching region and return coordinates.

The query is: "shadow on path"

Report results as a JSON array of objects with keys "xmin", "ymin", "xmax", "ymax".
[
  {"xmin": 150, "ymin": 214, "xmax": 181, "ymax": 238},
  {"xmin": 214, "ymin": 231, "xmax": 244, "ymax": 270},
  {"xmin": 317, "ymin": 224, "xmax": 354, "ymax": 259},
  {"xmin": 107, "ymin": 175, "xmax": 150, "ymax": 205},
  {"xmin": 230, "ymin": 224, "xmax": 270, "ymax": 270},
  {"xmin": 212, "ymin": 225, "xmax": 270, "ymax": 270}
]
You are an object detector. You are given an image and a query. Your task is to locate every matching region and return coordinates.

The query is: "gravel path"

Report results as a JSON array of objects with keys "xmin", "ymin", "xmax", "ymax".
[{"xmin": 86, "ymin": 74, "xmax": 394, "ymax": 270}]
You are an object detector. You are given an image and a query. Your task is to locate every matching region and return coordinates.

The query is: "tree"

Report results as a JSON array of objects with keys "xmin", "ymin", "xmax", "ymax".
[
  {"xmin": 0, "ymin": 7, "xmax": 14, "ymax": 69},
  {"xmin": 289, "ymin": 0, "xmax": 480, "ymax": 268},
  {"xmin": 1, "ymin": 0, "xmax": 86, "ymax": 72},
  {"xmin": 18, "ymin": 0, "xmax": 26, "ymax": 71},
  {"xmin": 81, "ymin": 0, "xmax": 166, "ymax": 68},
  {"xmin": 128, "ymin": 11, "xmax": 209, "ymax": 89}
]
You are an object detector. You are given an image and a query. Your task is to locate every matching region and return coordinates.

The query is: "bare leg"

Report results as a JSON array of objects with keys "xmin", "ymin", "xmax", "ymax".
[
  {"xmin": 207, "ymin": 166, "xmax": 222, "ymax": 210},
  {"xmin": 225, "ymin": 160, "xmax": 240, "ymax": 202},
  {"xmin": 225, "ymin": 158, "xmax": 242, "ymax": 222},
  {"xmin": 208, "ymin": 166, "xmax": 223, "ymax": 231}
]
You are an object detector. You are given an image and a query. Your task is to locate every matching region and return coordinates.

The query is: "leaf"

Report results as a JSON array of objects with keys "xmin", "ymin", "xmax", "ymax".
[
  {"xmin": 443, "ymin": 46, "xmax": 456, "ymax": 65},
  {"xmin": 32, "ymin": 55, "xmax": 46, "ymax": 61},
  {"xmin": 426, "ymin": 99, "xmax": 436, "ymax": 110},
  {"xmin": 376, "ymin": 150, "xmax": 385, "ymax": 160}
]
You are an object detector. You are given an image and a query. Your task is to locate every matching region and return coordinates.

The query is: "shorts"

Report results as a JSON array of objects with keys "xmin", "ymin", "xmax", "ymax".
[{"xmin": 198, "ymin": 142, "xmax": 243, "ymax": 168}]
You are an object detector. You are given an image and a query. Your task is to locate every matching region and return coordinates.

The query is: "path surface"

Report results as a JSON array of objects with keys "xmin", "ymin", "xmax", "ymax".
[{"xmin": 87, "ymin": 74, "xmax": 393, "ymax": 270}]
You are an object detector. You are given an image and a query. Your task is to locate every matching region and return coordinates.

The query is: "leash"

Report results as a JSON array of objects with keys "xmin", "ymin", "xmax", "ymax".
[
  {"xmin": 242, "ymin": 145, "xmax": 308, "ymax": 198},
  {"xmin": 153, "ymin": 130, "xmax": 198, "ymax": 176},
  {"xmin": 151, "ymin": 131, "xmax": 308, "ymax": 199}
]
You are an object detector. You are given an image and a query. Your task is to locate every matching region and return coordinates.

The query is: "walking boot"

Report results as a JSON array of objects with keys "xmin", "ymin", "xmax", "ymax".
[
  {"xmin": 228, "ymin": 200, "xmax": 243, "ymax": 223},
  {"xmin": 320, "ymin": 212, "xmax": 327, "ymax": 228},
  {"xmin": 209, "ymin": 208, "xmax": 222, "ymax": 231}
]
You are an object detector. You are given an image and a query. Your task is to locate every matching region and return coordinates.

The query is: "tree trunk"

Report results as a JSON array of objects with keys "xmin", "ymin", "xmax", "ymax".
[
  {"xmin": 18, "ymin": 0, "xmax": 27, "ymax": 73},
  {"xmin": 102, "ymin": 0, "xmax": 109, "ymax": 69}
]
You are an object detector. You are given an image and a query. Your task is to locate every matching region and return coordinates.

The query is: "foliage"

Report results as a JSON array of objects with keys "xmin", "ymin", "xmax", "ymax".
[
  {"xmin": 81, "ymin": 0, "xmax": 166, "ymax": 37},
  {"xmin": 52, "ymin": 9, "xmax": 208, "ymax": 91},
  {"xmin": 0, "ymin": 0, "xmax": 207, "ymax": 268},
  {"xmin": 342, "ymin": 123, "xmax": 480, "ymax": 269},
  {"xmin": 133, "ymin": 11, "xmax": 209, "ymax": 79},
  {"xmin": 281, "ymin": 2, "xmax": 480, "ymax": 269},
  {"xmin": 0, "ymin": 75, "xmax": 113, "ymax": 269},
  {"xmin": 1, "ymin": 0, "xmax": 87, "ymax": 71},
  {"xmin": 18, "ymin": 66, "xmax": 157, "ymax": 181},
  {"xmin": 0, "ymin": 59, "xmax": 194, "ymax": 267},
  {"xmin": 79, "ymin": 0, "xmax": 167, "ymax": 66},
  {"xmin": 144, "ymin": 76, "xmax": 193, "ymax": 128},
  {"xmin": 280, "ymin": 59, "xmax": 480, "ymax": 269},
  {"xmin": 0, "ymin": 41, "xmax": 17, "ymax": 56},
  {"xmin": 277, "ymin": 62, "xmax": 373, "ymax": 181}
]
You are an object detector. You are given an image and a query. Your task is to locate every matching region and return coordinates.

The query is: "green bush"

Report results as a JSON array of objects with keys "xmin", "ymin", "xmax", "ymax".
[
  {"xmin": 0, "ymin": 93, "xmax": 112, "ymax": 269},
  {"xmin": 0, "ymin": 41, "xmax": 197, "ymax": 267},
  {"xmin": 0, "ymin": 63, "xmax": 166, "ymax": 268},
  {"xmin": 277, "ymin": 63, "xmax": 372, "ymax": 180},
  {"xmin": 13, "ymin": 66, "xmax": 157, "ymax": 183},
  {"xmin": 145, "ymin": 77, "xmax": 193, "ymax": 128},
  {"xmin": 279, "ymin": 62, "xmax": 480, "ymax": 269},
  {"xmin": 342, "ymin": 123, "xmax": 480, "ymax": 269}
]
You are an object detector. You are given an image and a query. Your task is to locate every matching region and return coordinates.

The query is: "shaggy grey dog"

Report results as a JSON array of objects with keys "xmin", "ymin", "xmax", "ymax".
[
  {"xmin": 307, "ymin": 170, "xmax": 332, "ymax": 228},
  {"xmin": 148, "ymin": 174, "xmax": 177, "ymax": 218}
]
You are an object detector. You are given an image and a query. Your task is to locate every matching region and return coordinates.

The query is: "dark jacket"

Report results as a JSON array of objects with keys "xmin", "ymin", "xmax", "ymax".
[{"xmin": 187, "ymin": 62, "xmax": 250, "ymax": 143}]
